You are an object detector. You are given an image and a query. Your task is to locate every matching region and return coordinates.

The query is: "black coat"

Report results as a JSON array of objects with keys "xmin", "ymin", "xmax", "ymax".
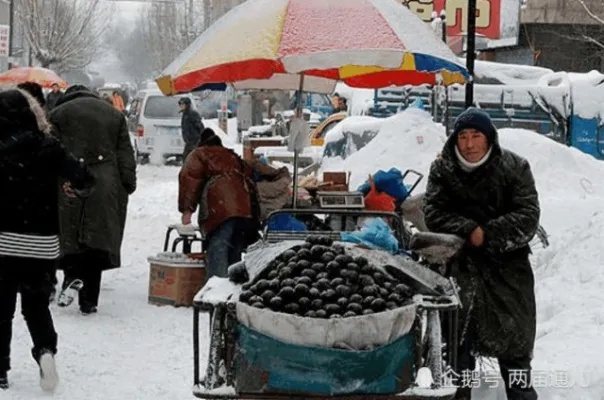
[
  {"xmin": 423, "ymin": 130, "xmax": 540, "ymax": 359},
  {"xmin": 46, "ymin": 91, "xmax": 63, "ymax": 111},
  {"xmin": 50, "ymin": 91, "xmax": 137, "ymax": 269},
  {"xmin": 0, "ymin": 131, "xmax": 94, "ymax": 236},
  {"xmin": 181, "ymin": 108, "xmax": 204, "ymax": 146}
]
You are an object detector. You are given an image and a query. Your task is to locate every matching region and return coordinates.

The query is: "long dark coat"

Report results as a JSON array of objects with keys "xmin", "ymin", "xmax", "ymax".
[
  {"xmin": 423, "ymin": 130, "xmax": 540, "ymax": 360},
  {"xmin": 50, "ymin": 91, "xmax": 137, "ymax": 270}
]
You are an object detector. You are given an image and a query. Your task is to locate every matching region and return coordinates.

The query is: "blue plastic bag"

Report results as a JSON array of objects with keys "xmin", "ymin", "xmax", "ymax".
[
  {"xmin": 358, "ymin": 168, "xmax": 409, "ymax": 201},
  {"xmin": 267, "ymin": 214, "xmax": 306, "ymax": 231},
  {"xmin": 252, "ymin": 155, "xmax": 270, "ymax": 182},
  {"xmin": 340, "ymin": 218, "xmax": 399, "ymax": 253},
  {"xmin": 409, "ymin": 97, "xmax": 425, "ymax": 110}
]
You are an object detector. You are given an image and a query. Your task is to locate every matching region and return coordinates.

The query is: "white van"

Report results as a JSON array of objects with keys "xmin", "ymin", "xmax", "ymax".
[{"xmin": 127, "ymin": 89, "xmax": 198, "ymax": 164}]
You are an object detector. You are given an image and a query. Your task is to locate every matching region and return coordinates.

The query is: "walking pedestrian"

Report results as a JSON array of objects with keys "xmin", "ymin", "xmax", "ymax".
[
  {"xmin": 179, "ymin": 97, "xmax": 204, "ymax": 161},
  {"xmin": 50, "ymin": 85, "xmax": 136, "ymax": 315},
  {"xmin": 0, "ymin": 88, "xmax": 95, "ymax": 391},
  {"xmin": 17, "ymin": 82, "xmax": 61, "ymax": 300}
]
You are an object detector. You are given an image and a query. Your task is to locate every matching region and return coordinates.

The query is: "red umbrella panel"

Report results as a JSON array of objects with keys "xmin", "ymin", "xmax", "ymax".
[
  {"xmin": 156, "ymin": 0, "xmax": 468, "ymax": 95},
  {"xmin": 0, "ymin": 67, "xmax": 68, "ymax": 89}
]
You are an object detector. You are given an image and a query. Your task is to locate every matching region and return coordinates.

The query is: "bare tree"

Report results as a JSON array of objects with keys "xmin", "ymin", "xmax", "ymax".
[
  {"xmin": 16, "ymin": 0, "xmax": 111, "ymax": 72},
  {"xmin": 111, "ymin": 19, "xmax": 156, "ymax": 83},
  {"xmin": 569, "ymin": 0, "xmax": 604, "ymax": 49},
  {"xmin": 139, "ymin": 1, "xmax": 204, "ymax": 74}
]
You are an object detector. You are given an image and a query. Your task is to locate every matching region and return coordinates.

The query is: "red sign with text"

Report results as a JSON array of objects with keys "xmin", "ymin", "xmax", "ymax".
[{"xmin": 403, "ymin": 0, "xmax": 501, "ymax": 39}]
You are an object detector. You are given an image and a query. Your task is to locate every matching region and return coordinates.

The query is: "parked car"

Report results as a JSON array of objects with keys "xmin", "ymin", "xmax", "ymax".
[{"xmin": 127, "ymin": 89, "xmax": 198, "ymax": 164}]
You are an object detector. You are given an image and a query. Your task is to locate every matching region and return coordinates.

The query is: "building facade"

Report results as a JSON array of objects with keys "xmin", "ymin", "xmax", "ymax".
[{"xmin": 486, "ymin": 0, "xmax": 604, "ymax": 72}]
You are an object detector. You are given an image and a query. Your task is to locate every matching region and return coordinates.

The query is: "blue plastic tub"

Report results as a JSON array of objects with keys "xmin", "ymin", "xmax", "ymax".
[{"xmin": 234, "ymin": 323, "xmax": 416, "ymax": 395}]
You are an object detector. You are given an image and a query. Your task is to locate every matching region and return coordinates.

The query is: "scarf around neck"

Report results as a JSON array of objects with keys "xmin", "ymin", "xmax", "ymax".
[{"xmin": 454, "ymin": 145, "xmax": 493, "ymax": 172}]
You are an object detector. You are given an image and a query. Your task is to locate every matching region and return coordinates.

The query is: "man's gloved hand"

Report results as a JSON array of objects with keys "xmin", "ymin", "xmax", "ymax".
[
  {"xmin": 63, "ymin": 182, "xmax": 94, "ymax": 199},
  {"xmin": 181, "ymin": 211, "xmax": 193, "ymax": 225}
]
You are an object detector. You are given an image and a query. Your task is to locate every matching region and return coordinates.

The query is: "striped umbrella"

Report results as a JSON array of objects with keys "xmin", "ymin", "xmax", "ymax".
[
  {"xmin": 156, "ymin": 0, "xmax": 469, "ymax": 95},
  {"xmin": 0, "ymin": 67, "xmax": 68, "ymax": 89}
]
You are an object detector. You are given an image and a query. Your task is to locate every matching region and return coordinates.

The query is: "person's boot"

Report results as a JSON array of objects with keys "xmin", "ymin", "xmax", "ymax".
[
  {"xmin": 79, "ymin": 305, "xmax": 98, "ymax": 315},
  {"xmin": 38, "ymin": 350, "xmax": 58, "ymax": 392},
  {"xmin": 57, "ymin": 279, "xmax": 83, "ymax": 308},
  {"xmin": 0, "ymin": 370, "xmax": 8, "ymax": 389}
]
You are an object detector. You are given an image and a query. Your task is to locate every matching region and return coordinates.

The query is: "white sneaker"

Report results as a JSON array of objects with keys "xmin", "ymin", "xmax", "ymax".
[
  {"xmin": 57, "ymin": 279, "xmax": 83, "ymax": 307},
  {"xmin": 39, "ymin": 352, "xmax": 59, "ymax": 392}
]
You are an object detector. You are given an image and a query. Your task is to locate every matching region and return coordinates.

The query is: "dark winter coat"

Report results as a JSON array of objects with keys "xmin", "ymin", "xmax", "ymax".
[
  {"xmin": 179, "ymin": 138, "xmax": 257, "ymax": 237},
  {"xmin": 0, "ymin": 131, "xmax": 94, "ymax": 236},
  {"xmin": 46, "ymin": 91, "xmax": 63, "ymax": 111},
  {"xmin": 423, "ymin": 128, "xmax": 540, "ymax": 359},
  {"xmin": 181, "ymin": 107, "xmax": 204, "ymax": 146},
  {"xmin": 50, "ymin": 91, "xmax": 137, "ymax": 270}
]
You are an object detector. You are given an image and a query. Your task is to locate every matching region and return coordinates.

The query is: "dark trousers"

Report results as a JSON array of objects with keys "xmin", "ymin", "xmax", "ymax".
[
  {"xmin": 0, "ymin": 257, "xmax": 58, "ymax": 372},
  {"xmin": 61, "ymin": 250, "xmax": 107, "ymax": 309},
  {"xmin": 183, "ymin": 142, "xmax": 197, "ymax": 162},
  {"xmin": 205, "ymin": 218, "xmax": 249, "ymax": 279},
  {"xmin": 456, "ymin": 332, "xmax": 538, "ymax": 400},
  {"xmin": 49, "ymin": 263, "xmax": 58, "ymax": 287}
]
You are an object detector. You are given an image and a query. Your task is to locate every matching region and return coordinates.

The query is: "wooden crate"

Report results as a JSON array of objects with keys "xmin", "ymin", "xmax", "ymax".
[{"xmin": 148, "ymin": 257, "xmax": 206, "ymax": 307}]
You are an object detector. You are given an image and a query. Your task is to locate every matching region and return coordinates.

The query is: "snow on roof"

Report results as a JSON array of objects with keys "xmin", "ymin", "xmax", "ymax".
[{"xmin": 460, "ymin": 58, "xmax": 554, "ymax": 86}]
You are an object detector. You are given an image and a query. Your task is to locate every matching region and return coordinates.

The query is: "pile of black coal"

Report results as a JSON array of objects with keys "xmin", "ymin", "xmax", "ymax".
[{"xmin": 239, "ymin": 235, "xmax": 413, "ymax": 318}]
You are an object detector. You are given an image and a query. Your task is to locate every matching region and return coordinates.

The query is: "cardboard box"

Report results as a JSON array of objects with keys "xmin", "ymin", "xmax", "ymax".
[
  {"xmin": 322, "ymin": 171, "xmax": 348, "ymax": 185},
  {"xmin": 148, "ymin": 257, "xmax": 206, "ymax": 307}
]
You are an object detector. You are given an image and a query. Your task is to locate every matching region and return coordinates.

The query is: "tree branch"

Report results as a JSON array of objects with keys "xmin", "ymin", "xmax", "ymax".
[
  {"xmin": 575, "ymin": 0, "xmax": 604, "ymax": 26},
  {"xmin": 17, "ymin": 0, "xmax": 110, "ymax": 71},
  {"xmin": 545, "ymin": 28, "xmax": 604, "ymax": 50}
]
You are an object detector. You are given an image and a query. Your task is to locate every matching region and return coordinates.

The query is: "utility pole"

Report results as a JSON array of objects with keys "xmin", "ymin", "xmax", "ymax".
[
  {"xmin": 465, "ymin": 0, "xmax": 477, "ymax": 108},
  {"xmin": 440, "ymin": 9, "xmax": 446, "ymax": 43},
  {"xmin": 7, "ymin": 0, "xmax": 13, "ymax": 69}
]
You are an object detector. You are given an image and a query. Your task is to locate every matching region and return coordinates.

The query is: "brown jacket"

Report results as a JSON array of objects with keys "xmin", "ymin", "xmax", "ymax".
[{"xmin": 179, "ymin": 146, "xmax": 255, "ymax": 235}]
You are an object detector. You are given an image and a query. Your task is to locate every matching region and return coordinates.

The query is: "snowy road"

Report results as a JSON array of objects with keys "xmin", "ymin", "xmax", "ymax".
[
  {"xmin": 7, "ymin": 110, "xmax": 604, "ymax": 399},
  {"xmin": 9, "ymin": 166, "xmax": 208, "ymax": 400}
]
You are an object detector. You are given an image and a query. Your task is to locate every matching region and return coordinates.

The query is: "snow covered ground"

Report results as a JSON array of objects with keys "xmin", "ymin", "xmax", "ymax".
[
  {"xmin": 8, "ymin": 166, "xmax": 204, "ymax": 400},
  {"xmin": 6, "ymin": 108, "xmax": 604, "ymax": 399}
]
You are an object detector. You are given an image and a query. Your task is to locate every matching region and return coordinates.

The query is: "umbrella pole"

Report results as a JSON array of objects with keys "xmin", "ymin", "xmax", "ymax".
[{"xmin": 291, "ymin": 73, "xmax": 305, "ymax": 209}]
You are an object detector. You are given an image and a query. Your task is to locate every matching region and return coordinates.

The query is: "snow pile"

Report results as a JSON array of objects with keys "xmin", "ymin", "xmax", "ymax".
[
  {"xmin": 323, "ymin": 115, "xmax": 383, "ymax": 143},
  {"xmin": 321, "ymin": 108, "xmax": 604, "ymax": 200},
  {"xmin": 567, "ymin": 70, "xmax": 604, "ymax": 119},
  {"xmin": 321, "ymin": 108, "xmax": 604, "ymax": 398},
  {"xmin": 498, "ymin": 128, "xmax": 604, "ymax": 199},
  {"xmin": 529, "ymin": 211, "xmax": 604, "ymax": 399},
  {"xmin": 321, "ymin": 108, "xmax": 446, "ymax": 190},
  {"xmin": 465, "ymin": 59, "xmax": 553, "ymax": 86}
]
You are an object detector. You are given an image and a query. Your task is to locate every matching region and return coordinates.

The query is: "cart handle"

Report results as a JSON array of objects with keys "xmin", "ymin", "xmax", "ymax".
[{"xmin": 402, "ymin": 169, "xmax": 424, "ymax": 197}]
